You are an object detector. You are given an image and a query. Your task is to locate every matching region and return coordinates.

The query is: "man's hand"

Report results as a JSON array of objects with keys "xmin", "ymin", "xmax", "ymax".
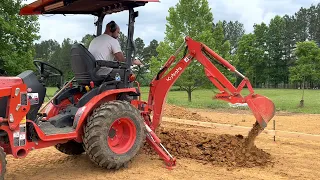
[{"xmin": 133, "ymin": 59, "xmax": 143, "ymax": 66}]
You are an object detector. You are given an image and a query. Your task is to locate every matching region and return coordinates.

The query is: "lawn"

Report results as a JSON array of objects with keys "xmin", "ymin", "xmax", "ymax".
[{"xmin": 45, "ymin": 87, "xmax": 320, "ymax": 114}]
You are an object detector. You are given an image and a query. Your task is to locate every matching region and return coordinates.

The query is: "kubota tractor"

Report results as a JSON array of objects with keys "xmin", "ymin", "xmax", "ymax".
[{"xmin": 0, "ymin": 0, "xmax": 275, "ymax": 179}]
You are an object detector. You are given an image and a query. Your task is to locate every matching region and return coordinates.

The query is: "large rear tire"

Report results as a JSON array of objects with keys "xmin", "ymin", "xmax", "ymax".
[
  {"xmin": 83, "ymin": 100, "xmax": 145, "ymax": 169},
  {"xmin": 55, "ymin": 140, "xmax": 85, "ymax": 155}
]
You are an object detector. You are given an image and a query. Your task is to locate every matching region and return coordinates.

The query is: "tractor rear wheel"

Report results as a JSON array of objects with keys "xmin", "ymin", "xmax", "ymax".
[
  {"xmin": 0, "ymin": 147, "xmax": 6, "ymax": 180},
  {"xmin": 83, "ymin": 100, "xmax": 145, "ymax": 169},
  {"xmin": 55, "ymin": 140, "xmax": 85, "ymax": 155}
]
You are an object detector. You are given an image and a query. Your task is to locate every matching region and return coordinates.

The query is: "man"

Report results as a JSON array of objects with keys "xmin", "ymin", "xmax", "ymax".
[{"xmin": 88, "ymin": 20, "xmax": 142, "ymax": 65}]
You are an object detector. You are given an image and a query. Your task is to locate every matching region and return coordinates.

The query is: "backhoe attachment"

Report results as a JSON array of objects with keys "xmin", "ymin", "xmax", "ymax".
[
  {"xmin": 147, "ymin": 36, "xmax": 275, "ymax": 130},
  {"xmin": 135, "ymin": 36, "xmax": 275, "ymax": 169}
]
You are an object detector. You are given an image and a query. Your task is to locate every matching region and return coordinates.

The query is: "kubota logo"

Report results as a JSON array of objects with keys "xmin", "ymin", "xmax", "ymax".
[{"xmin": 166, "ymin": 67, "xmax": 182, "ymax": 81}]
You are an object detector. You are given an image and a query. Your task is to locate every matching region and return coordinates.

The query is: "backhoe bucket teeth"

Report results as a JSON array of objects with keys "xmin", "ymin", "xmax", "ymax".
[{"xmin": 246, "ymin": 94, "xmax": 275, "ymax": 128}]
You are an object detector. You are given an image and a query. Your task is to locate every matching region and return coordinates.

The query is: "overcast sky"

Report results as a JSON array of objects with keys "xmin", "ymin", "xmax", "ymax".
[{"xmin": 24, "ymin": 0, "xmax": 318, "ymax": 46}]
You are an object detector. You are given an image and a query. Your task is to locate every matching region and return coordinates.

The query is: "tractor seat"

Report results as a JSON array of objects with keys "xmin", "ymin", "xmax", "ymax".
[{"xmin": 71, "ymin": 44, "xmax": 114, "ymax": 85}]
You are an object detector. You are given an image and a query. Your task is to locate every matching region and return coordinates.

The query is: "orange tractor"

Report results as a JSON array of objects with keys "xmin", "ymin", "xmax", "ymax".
[{"xmin": 0, "ymin": 0, "xmax": 275, "ymax": 178}]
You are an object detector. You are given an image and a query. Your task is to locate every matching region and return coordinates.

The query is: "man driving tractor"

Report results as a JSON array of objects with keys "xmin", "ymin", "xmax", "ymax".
[{"xmin": 88, "ymin": 20, "xmax": 143, "ymax": 66}]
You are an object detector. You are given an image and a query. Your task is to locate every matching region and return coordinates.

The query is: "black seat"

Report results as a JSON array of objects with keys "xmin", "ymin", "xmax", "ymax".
[{"xmin": 71, "ymin": 44, "xmax": 112, "ymax": 85}]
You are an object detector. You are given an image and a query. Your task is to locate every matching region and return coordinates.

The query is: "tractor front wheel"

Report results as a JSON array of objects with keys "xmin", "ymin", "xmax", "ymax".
[
  {"xmin": 83, "ymin": 100, "xmax": 145, "ymax": 169},
  {"xmin": 0, "ymin": 147, "xmax": 6, "ymax": 180}
]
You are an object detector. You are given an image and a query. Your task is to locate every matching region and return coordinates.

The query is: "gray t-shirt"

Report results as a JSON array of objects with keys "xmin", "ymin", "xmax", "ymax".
[{"xmin": 88, "ymin": 34, "xmax": 122, "ymax": 61}]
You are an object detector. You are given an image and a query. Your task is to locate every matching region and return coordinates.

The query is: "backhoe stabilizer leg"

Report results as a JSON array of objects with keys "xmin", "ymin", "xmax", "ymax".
[{"xmin": 144, "ymin": 123, "xmax": 176, "ymax": 168}]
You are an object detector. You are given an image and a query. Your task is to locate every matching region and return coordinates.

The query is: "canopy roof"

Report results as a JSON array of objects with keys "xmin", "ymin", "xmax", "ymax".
[{"xmin": 20, "ymin": 0, "xmax": 159, "ymax": 16}]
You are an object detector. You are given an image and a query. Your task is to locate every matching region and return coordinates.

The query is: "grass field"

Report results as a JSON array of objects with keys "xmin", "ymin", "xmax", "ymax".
[{"xmin": 46, "ymin": 87, "xmax": 320, "ymax": 114}]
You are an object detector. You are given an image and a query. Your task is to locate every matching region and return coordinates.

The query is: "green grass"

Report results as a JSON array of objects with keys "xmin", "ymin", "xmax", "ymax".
[{"xmin": 45, "ymin": 87, "xmax": 320, "ymax": 114}]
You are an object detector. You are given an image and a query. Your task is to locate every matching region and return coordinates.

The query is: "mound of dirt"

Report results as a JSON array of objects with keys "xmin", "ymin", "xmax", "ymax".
[
  {"xmin": 143, "ymin": 126, "xmax": 272, "ymax": 168},
  {"xmin": 163, "ymin": 104, "xmax": 210, "ymax": 122}
]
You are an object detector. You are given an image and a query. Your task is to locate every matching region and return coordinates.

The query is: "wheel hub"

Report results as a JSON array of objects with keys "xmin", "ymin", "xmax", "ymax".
[{"xmin": 107, "ymin": 118, "xmax": 137, "ymax": 154}]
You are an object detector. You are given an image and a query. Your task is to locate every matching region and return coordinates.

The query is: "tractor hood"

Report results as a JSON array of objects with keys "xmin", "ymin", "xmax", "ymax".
[{"xmin": 20, "ymin": 0, "xmax": 159, "ymax": 16}]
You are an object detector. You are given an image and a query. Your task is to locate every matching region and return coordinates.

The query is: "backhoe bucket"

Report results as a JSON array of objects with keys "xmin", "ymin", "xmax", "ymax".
[{"xmin": 246, "ymin": 94, "xmax": 275, "ymax": 128}]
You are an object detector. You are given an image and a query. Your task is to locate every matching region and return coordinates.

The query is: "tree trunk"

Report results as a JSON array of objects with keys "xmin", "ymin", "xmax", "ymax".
[
  {"xmin": 187, "ymin": 86, "xmax": 192, "ymax": 102},
  {"xmin": 299, "ymin": 77, "xmax": 305, "ymax": 107}
]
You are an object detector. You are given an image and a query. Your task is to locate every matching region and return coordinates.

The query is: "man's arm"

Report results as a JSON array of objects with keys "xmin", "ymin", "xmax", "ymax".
[
  {"xmin": 112, "ymin": 40, "xmax": 126, "ymax": 62},
  {"xmin": 113, "ymin": 41, "xmax": 143, "ymax": 65},
  {"xmin": 114, "ymin": 52, "xmax": 126, "ymax": 62},
  {"xmin": 115, "ymin": 52, "xmax": 143, "ymax": 65}
]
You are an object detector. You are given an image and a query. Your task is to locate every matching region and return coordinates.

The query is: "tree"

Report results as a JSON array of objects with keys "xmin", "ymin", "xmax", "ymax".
[
  {"xmin": 140, "ymin": 39, "xmax": 160, "ymax": 85},
  {"xmin": 59, "ymin": 38, "xmax": 74, "ymax": 79},
  {"xmin": 251, "ymin": 22, "xmax": 269, "ymax": 87},
  {"xmin": 134, "ymin": 37, "xmax": 145, "ymax": 60},
  {"xmin": 132, "ymin": 37, "xmax": 148, "ymax": 84},
  {"xmin": 221, "ymin": 20, "xmax": 245, "ymax": 54},
  {"xmin": 210, "ymin": 21, "xmax": 233, "ymax": 85},
  {"xmin": 143, "ymin": 39, "xmax": 159, "ymax": 62},
  {"xmin": 236, "ymin": 33, "xmax": 265, "ymax": 88},
  {"xmin": 81, "ymin": 34, "xmax": 94, "ymax": 48},
  {"xmin": 266, "ymin": 16, "xmax": 286, "ymax": 87},
  {"xmin": 294, "ymin": 7, "xmax": 309, "ymax": 42},
  {"xmin": 118, "ymin": 32, "xmax": 127, "ymax": 52},
  {"xmin": 155, "ymin": 0, "xmax": 215, "ymax": 102},
  {"xmin": 289, "ymin": 41, "xmax": 320, "ymax": 106},
  {"xmin": 308, "ymin": 4, "xmax": 320, "ymax": 44},
  {"xmin": 0, "ymin": 0, "xmax": 40, "ymax": 75},
  {"xmin": 34, "ymin": 39, "xmax": 60, "ymax": 62},
  {"xmin": 283, "ymin": 15, "xmax": 297, "ymax": 68}
]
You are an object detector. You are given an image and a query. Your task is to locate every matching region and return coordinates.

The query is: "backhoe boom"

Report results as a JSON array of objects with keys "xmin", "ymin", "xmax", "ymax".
[{"xmin": 147, "ymin": 36, "xmax": 275, "ymax": 130}]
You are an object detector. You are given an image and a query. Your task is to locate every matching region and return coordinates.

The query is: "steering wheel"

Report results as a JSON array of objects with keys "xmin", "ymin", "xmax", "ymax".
[{"xmin": 33, "ymin": 60, "xmax": 64, "ymax": 86}]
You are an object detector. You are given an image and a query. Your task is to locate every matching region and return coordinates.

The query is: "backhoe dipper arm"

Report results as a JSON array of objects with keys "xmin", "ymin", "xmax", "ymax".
[{"xmin": 148, "ymin": 36, "xmax": 275, "ymax": 130}]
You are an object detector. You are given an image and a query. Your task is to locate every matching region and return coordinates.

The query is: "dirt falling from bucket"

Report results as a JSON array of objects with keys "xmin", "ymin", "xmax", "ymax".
[{"xmin": 245, "ymin": 122, "xmax": 263, "ymax": 150}]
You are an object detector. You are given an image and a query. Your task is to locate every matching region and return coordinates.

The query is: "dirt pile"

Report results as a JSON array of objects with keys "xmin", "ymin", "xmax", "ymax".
[
  {"xmin": 143, "ymin": 127, "xmax": 272, "ymax": 168},
  {"xmin": 163, "ymin": 104, "xmax": 210, "ymax": 122}
]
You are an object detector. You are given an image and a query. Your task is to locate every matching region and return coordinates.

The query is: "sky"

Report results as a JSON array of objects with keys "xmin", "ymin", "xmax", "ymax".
[{"xmin": 24, "ymin": 0, "xmax": 319, "ymax": 46}]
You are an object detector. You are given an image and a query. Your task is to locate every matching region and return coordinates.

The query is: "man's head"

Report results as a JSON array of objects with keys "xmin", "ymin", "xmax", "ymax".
[{"xmin": 105, "ymin": 20, "xmax": 120, "ymax": 39}]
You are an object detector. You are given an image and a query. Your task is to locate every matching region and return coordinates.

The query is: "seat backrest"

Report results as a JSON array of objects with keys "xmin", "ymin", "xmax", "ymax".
[{"xmin": 71, "ymin": 44, "xmax": 101, "ymax": 85}]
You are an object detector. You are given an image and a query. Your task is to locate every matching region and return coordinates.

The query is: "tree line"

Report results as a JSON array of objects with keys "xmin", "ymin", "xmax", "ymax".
[
  {"xmin": 236, "ymin": 4, "xmax": 320, "ymax": 89},
  {"xmin": 152, "ymin": 0, "xmax": 320, "ymax": 101},
  {"xmin": 1, "ymin": 0, "xmax": 320, "ymax": 101}
]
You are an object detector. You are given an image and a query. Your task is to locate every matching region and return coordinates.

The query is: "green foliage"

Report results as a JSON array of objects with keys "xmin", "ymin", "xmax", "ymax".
[
  {"xmin": 266, "ymin": 15, "xmax": 287, "ymax": 87},
  {"xmin": 308, "ymin": 4, "xmax": 320, "ymax": 43},
  {"xmin": 136, "ymin": 39, "xmax": 159, "ymax": 85},
  {"xmin": 34, "ymin": 39, "xmax": 60, "ymax": 62},
  {"xmin": 211, "ymin": 21, "xmax": 234, "ymax": 82},
  {"xmin": 155, "ymin": 0, "xmax": 216, "ymax": 102},
  {"xmin": 294, "ymin": 7, "xmax": 309, "ymax": 42},
  {"xmin": 221, "ymin": 20, "xmax": 245, "ymax": 54},
  {"xmin": 236, "ymin": 33, "xmax": 265, "ymax": 87},
  {"xmin": 34, "ymin": 38, "xmax": 75, "ymax": 85},
  {"xmin": 0, "ymin": 0, "xmax": 40, "ymax": 75},
  {"xmin": 132, "ymin": 37, "xmax": 147, "ymax": 84},
  {"xmin": 118, "ymin": 32, "xmax": 127, "ymax": 51},
  {"xmin": 81, "ymin": 34, "xmax": 94, "ymax": 48},
  {"xmin": 143, "ymin": 39, "xmax": 159, "ymax": 63},
  {"xmin": 289, "ymin": 41, "xmax": 320, "ymax": 85}
]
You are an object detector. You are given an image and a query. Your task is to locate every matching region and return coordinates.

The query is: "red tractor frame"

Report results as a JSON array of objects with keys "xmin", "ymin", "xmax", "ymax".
[{"xmin": 0, "ymin": 0, "xmax": 275, "ymax": 178}]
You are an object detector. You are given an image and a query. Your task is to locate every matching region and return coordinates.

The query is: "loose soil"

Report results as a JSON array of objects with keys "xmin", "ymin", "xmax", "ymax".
[
  {"xmin": 143, "ymin": 126, "xmax": 272, "ymax": 168},
  {"xmin": 4, "ymin": 103, "xmax": 320, "ymax": 179}
]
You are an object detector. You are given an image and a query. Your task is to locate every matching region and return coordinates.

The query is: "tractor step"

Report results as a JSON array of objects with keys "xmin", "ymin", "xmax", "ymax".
[{"xmin": 38, "ymin": 121, "xmax": 74, "ymax": 135}]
